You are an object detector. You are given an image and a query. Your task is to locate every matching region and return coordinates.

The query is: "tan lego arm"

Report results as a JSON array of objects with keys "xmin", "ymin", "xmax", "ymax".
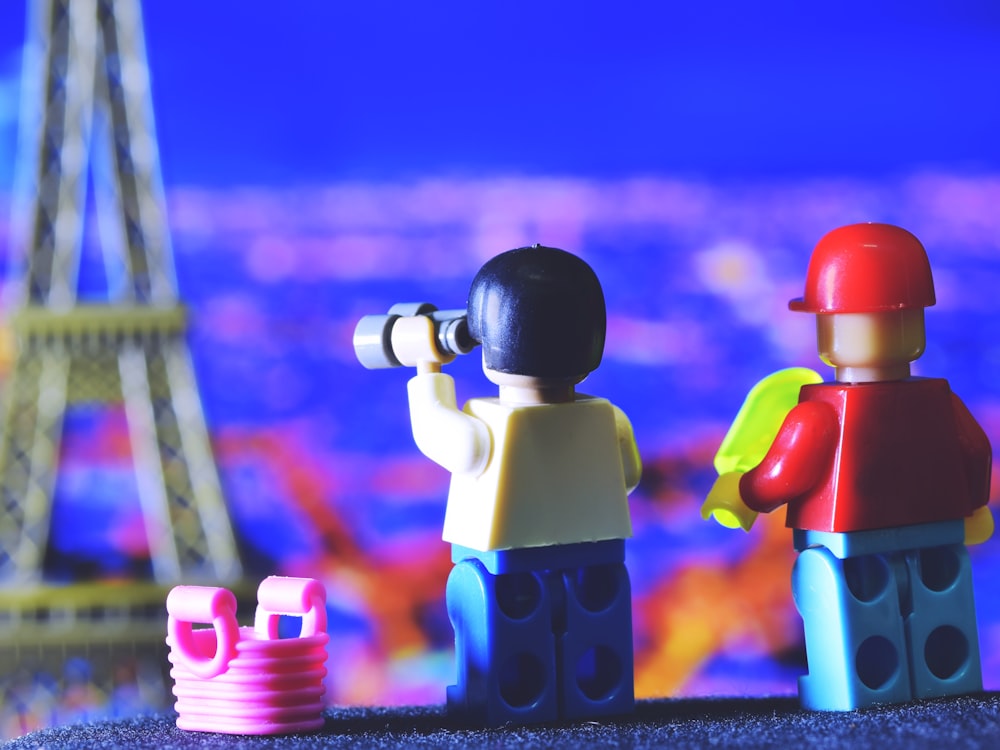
[
  {"xmin": 613, "ymin": 405, "xmax": 642, "ymax": 494},
  {"xmin": 407, "ymin": 371, "xmax": 491, "ymax": 476}
]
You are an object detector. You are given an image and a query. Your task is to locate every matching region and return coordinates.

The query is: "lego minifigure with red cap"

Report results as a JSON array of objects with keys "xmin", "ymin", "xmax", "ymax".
[{"xmin": 703, "ymin": 222, "xmax": 993, "ymax": 711}]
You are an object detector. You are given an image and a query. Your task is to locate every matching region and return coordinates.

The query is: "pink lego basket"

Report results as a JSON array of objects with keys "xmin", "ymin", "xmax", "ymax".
[{"xmin": 165, "ymin": 576, "xmax": 329, "ymax": 735}]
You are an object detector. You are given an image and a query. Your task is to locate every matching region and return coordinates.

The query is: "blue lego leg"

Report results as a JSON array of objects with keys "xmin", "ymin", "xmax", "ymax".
[
  {"xmin": 445, "ymin": 557, "xmax": 558, "ymax": 726},
  {"xmin": 903, "ymin": 543, "xmax": 982, "ymax": 700},
  {"xmin": 557, "ymin": 561, "xmax": 634, "ymax": 721},
  {"xmin": 792, "ymin": 546, "xmax": 912, "ymax": 710}
]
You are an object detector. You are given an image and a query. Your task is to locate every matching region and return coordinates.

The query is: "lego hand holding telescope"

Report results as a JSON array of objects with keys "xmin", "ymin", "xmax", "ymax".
[{"xmin": 353, "ymin": 302, "xmax": 479, "ymax": 373}]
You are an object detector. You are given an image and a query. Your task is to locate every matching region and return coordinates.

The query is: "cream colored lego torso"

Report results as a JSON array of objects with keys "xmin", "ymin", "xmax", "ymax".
[
  {"xmin": 406, "ymin": 372, "xmax": 635, "ymax": 552},
  {"xmin": 443, "ymin": 395, "xmax": 633, "ymax": 550}
]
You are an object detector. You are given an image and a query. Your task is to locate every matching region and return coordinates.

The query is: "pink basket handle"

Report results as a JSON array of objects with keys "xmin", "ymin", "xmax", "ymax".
[
  {"xmin": 166, "ymin": 586, "xmax": 240, "ymax": 679},
  {"xmin": 253, "ymin": 576, "xmax": 327, "ymax": 639}
]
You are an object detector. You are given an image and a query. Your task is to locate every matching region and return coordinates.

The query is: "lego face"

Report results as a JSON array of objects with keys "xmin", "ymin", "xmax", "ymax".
[{"xmin": 816, "ymin": 309, "xmax": 926, "ymax": 369}]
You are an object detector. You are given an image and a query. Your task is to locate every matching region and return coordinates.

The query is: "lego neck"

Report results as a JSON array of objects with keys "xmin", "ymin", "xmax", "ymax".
[
  {"xmin": 498, "ymin": 382, "xmax": 576, "ymax": 405},
  {"xmin": 835, "ymin": 363, "xmax": 911, "ymax": 383}
]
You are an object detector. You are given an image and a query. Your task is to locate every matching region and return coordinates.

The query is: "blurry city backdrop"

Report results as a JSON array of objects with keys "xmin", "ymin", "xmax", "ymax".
[{"xmin": 0, "ymin": 0, "xmax": 999, "ymax": 739}]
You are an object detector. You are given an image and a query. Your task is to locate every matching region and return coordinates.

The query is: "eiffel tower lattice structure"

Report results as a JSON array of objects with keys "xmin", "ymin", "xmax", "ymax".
[{"xmin": 1, "ymin": 0, "xmax": 243, "ymax": 590}]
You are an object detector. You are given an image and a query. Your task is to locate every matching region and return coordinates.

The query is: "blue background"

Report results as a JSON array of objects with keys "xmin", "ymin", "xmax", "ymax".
[
  {"xmin": 3, "ymin": 1, "xmax": 1000, "ymax": 185},
  {"xmin": 1, "ymin": 0, "xmax": 999, "ymax": 731}
]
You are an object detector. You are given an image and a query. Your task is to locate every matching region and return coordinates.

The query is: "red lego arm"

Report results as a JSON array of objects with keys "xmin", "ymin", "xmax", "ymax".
[
  {"xmin": 951, "ymin": 393, "xmax": 992, "ymax": 508},
  {"xmin": 739, "ymin": 400, "xmax": 839, "ymax": 514}
]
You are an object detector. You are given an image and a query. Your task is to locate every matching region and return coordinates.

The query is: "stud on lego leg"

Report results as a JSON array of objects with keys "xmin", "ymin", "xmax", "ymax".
[
  {"xmin": 793, "ymin": 546, "xmax": 911, "ymax": 710},
  {"xmin": 904, "ymin": 544, "xmax": 982, "ymax": 700},
  {"xmin": 558, "ymin": 561, "xmax": 634, "ymax": 720},
  {"xmin": 446, "ymin": 558, "xmax": 558, "ymax": 726}
]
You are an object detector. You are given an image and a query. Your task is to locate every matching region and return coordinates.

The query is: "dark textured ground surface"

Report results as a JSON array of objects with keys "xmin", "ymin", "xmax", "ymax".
[{"xmin": 7, "ymin": 694, "xmax": 1000, "ymax": 750}]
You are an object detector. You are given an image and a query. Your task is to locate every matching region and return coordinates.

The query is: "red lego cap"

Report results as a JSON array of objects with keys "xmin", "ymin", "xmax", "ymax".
[{"xmin": 789, "ymin": 223, "xmax": 936, "ymax": 313}]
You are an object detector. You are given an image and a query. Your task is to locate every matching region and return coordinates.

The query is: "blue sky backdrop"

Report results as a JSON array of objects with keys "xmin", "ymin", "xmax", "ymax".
[{"xmin": 2, "ymin": 1, "xmax": 1000, "ymax": 188}]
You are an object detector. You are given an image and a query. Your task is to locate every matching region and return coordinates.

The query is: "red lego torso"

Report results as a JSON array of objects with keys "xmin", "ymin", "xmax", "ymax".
[{"xmin": 741, "ymin": 378, "xmax": 991, "ymax": 533}]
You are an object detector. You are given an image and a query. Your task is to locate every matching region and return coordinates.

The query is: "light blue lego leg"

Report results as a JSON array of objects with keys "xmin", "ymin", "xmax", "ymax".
[
  {"xmin": 903, "ymin": 543, "xmax": 982, "ymax": 700},
  {"xmin": 445, "ymin": 558, "xmax": 558, "ymax": 726},
  {"xmin": 793, "ymin": 546, "xmax": 912, "ymax": 710},
  {"xmin": 557, "ymin": 561, "xmax": 634, "ymax": 721}
]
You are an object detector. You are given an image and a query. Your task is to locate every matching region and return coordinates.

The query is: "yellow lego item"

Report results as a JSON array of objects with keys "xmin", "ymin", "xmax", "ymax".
[{"xmin": 701, "ymin": 366, "xmax": 822, "ymax": 531}]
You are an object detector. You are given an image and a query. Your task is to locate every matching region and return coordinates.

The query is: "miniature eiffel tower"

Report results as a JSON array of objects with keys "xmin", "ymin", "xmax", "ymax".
[{"xmin": 0, "ymin": 0, "xmax": 242, "ymax": 587}]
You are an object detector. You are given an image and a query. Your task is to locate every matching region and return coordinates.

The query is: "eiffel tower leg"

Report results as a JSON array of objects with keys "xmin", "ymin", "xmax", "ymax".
[
  {"xmin": 161, "ymin": 340, "xmax": 241, "ymax": 583},
  {"xmin": 119, "ymin": 342, "xmax": 179, "ymax": 583},
  {"xmin": 96, "ymin": 0, "xmax": 177, "ymax": 305},
  {"xmin": 0, "ymin": 348, "xmax": 70, "ymax": 582},
  {"xmin": 119, "ymin": 340, "xmax": 240, "ymax": 584},
  {"xmin": 22, "ymin": 0, "xmax": 99, "ymax": 307}
]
